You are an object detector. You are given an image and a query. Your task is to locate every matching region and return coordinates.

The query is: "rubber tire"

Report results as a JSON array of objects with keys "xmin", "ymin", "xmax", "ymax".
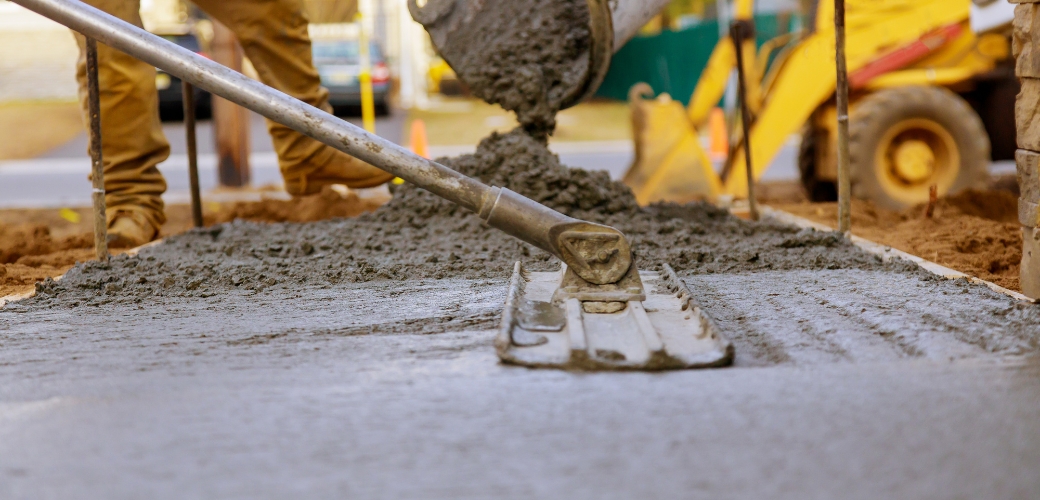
[
  {"xmin": 798, "ymin": 125, "xmax": 838, "ymax": 202},
  {"xmin": 848, "ymin": 86, "xmax": 990, "ymax": 210}
]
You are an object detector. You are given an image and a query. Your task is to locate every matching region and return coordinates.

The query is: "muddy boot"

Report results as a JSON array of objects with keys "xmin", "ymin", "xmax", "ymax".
[
  {"xmin": 107, "ymin": 211, "xmax": 159, "ymax": 248},
  {"xmin": 283, "ymin": 150, "xmax": 395, "ymax": 197}
]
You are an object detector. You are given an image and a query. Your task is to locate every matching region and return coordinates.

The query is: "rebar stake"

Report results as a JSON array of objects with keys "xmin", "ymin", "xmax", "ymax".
[
  {"xmin": 183, "ymin": 81, "xmax": 203, "ymax": 228},
  {"xmin": 731, "ymin": 21, "xmax": 759, "ymax": 221},
  {"xmin": 834, "ymin": 0, "xmax": 852, "ymax": 234},
  {"xmin": 86, "ymin": 37, "xmax": 109, "ymax": 261}
]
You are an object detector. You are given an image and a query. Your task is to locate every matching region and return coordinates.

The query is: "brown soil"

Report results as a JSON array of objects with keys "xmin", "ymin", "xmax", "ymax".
[
  {"xmin": 776, "ymin": 189, "xmax": 1023, "ymax": 291},
  {"xmin": 0, "ymin": 186, "xmax": 386, "ymax": 297},
  {"xmin": 213, "ymin": 186, "xmax": 387, "ymax": 224}
]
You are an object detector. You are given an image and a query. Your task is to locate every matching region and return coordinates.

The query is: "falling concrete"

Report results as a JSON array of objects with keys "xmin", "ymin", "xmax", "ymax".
[{"xmin": 412, "ymin": 0, "xmax": 593, "ymax": 133}]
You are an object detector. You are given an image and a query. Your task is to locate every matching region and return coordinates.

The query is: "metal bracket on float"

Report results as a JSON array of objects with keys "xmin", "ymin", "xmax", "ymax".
[{"xmin": 497, "ymin": 262, "xmax": 734, "ymax": 371}]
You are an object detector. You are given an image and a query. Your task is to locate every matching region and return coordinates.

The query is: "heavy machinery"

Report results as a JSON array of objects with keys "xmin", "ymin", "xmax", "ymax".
[{"xmin": 625, "ymin": 0, "xmax": 1017, "ymax": 209}]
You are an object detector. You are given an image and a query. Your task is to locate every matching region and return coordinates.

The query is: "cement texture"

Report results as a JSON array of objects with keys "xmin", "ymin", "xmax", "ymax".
[
  {"xmin": 5, "ymin": 127, "xmax": 1040, "ymax": 496},
  {"xmin": 23, "ymin": 129, "xmax": 908, "ymax": 308},
  {"xmin": 6, "ymin": 125, "xmax": 1040, "ymax": 498},
  {"xmin": 2, "ymin": 275, "xmax": 1040, "ymax": 499},
  {"xmin": 423, "ymin": 0, "xmax": 591, "ymax": 133},
  {"xmin": 8, "ymin": 4, "xmax": 1039, "ymax": 492}
]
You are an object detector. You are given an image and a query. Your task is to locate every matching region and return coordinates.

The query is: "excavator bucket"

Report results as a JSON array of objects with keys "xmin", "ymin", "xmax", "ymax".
[{"xmin": 623, "ymin": 84, "xmax": 723, "ymax": 206}]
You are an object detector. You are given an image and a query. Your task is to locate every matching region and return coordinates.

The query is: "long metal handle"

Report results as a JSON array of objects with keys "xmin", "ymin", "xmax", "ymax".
[{"xmin": 14, "ymin": 0, "xmax": 633, "ymax": 285}]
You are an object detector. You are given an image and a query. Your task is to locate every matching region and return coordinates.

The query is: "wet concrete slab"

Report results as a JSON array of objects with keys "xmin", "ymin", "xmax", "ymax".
[
  {"xmin": 686, "ymin": 269, "xmax": 1040, "ymax": 366},
  {"xmin": 2, "ymin": 274, "xmax": 1039, "ymax": 499}
]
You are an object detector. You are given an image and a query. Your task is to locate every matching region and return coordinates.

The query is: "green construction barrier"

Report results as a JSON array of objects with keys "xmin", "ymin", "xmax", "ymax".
[{"xmin": 595, "ymin": 14, "xmax": 795, "ymax": 106}]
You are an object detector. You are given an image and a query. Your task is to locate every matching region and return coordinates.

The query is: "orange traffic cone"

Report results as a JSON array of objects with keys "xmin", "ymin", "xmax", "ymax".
[
  {"xmin": 410, "ymin": 119, "xmax": 430, "ymax": 159},
  {"xmin": 708, "ymin": 107, "xmax": 729, "ymax": 161}
]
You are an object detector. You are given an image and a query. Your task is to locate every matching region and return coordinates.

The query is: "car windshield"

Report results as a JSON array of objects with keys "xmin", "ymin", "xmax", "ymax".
[{"xmin": 312, "ymin": 41, "xmax": 382, "ymax": 63}]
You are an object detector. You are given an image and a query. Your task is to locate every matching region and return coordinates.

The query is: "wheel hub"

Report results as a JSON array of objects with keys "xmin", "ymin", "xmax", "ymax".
[{"xmin": 891, "ymin": 139, "xmax": 936, "ymax": 184}]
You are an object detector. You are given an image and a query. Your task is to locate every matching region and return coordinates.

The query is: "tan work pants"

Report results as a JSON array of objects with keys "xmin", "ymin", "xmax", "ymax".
[{"xmin": 74, "ymin": 0, "xmax": 346, "ymax": 229}]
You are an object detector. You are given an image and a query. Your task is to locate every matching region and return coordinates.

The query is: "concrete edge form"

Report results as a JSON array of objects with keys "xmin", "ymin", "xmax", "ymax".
[{"xmin": 761, "ymin": 205, "xmax": 1037, "ymax": 303}]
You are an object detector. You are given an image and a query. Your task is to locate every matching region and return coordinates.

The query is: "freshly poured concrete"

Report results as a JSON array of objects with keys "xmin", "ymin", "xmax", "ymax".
[
  {"xmin": 2, "ymin": 268, "xmax": 1040, "ymax": 498},
  {"xmin": 4, "ymin": 109, "xmax": 1039, "ymax": 499}
]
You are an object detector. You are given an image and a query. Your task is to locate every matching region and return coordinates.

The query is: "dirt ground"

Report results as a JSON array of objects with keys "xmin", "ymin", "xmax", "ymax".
[
  {"xmin": 0, "ymin": 187, "xmax": 386, "ymax": 297},
  {"xmin": 775, "ymin": 189, "xmax": 1023, "ymax": 291}
]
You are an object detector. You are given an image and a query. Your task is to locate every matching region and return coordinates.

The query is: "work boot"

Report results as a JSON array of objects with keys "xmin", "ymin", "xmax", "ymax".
[
  {"xmin": 283, "ymin": 150, "xmax": 395, "ymax": 197},
  {"xmin": 107, "ymin": 211, "xmax": 159, "ymax": 248}
]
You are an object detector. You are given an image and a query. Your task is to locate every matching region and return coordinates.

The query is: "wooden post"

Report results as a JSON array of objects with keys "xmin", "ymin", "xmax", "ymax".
[
  {"xmin": 210, "ymin": 20, "xmax": 251, "ymax": 187},
  {"xmin": 834, "ymin": 0, "xmax": 852, "ymax": 234}
]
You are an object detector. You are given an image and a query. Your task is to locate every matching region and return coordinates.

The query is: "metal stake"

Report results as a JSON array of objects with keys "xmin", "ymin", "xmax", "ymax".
[
  {"xmin": 834, "ymin": 0, "xmax": 852, "ymax": 234},
  {"xmin": 86, "ymin": 37, "xmax": 108, "ymax": 261},
  {"xmin": 182, "ymin": 81, "xmax": 203, "ymax": 228},
  {"xmin": 731, "ymin": 21, "xmax": 759, "ymax": 221}
]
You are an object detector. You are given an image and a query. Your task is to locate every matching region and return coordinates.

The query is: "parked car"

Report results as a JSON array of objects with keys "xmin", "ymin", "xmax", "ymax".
[
  {"xmin": 155, "ymin": 33, "xmax": 212, "ymax": 121},
  {"xmin": 313, "ymin": 39, "xmax": 391, "ymax": 115}
]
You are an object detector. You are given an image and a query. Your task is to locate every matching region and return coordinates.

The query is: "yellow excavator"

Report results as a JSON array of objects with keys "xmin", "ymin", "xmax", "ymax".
[{"xmin": 624, "ymin": 0, "xmax": 1016, "ymax": 209}]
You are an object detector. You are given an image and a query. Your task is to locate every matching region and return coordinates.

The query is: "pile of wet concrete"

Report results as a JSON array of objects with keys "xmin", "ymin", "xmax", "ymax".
[
  {"xmin": 28, "ymin": 129, "xmax": 898, "ymax": 307},
  {"xmin": 15, "ymin": 0, "xmax": 1040, "ymax": 359},
  {"xmin": 17, "ymin": 124, "xmax": 1040, "ymax": 363}
]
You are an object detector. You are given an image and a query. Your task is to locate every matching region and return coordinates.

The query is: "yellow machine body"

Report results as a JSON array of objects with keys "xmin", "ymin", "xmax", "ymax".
[{"xmin": 625, "ymin": 0, "xmax": 1010, "ymax": 206}]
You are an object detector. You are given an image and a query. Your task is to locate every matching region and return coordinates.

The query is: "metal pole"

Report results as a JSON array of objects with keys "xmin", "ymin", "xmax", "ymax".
[
  {"xmin": 731, "ymin": 21, "xmax": 759, "ymax": 221},
  {"xmin": 182, "ymin": 80, "xmax": 203, "ymax": 228},
  {"xmin": 86, "ymin": 37, "xmax": 108, "ymax": 261},
  {"xmin": 834, "ymin": 0, "xmax": 852, "ymax": 234}
]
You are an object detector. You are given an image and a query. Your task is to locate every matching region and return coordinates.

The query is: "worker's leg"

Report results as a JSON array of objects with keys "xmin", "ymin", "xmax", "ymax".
[
  {"xmin": 72, "ymin": 0, "xmax": 169, "ymax": 241},
  {"xmin": 193, "ymin": 0, "xmax": 393, "ymax": 195}
]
